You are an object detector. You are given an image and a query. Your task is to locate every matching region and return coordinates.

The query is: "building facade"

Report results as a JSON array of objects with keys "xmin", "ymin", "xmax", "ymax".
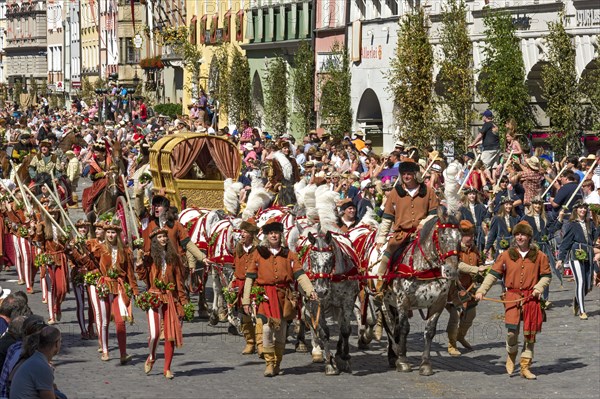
[
  {"xmin": 4, "ymin": 0, "xmax": 48, "ymax": 91},
  {"xmin": 47, "ymin": 0, "xmax": 65, "ymax": 94},
  {"xmin": 184, "ymin": 0, "xmax": 247, "ymax": 127},
  {"xmin": 346, "ymin": 0, "xmax": 402, "ymax": 151},
  {"xmin": 145, "ymin": 0, "xmax": 186, "ymax": 104},
  {"xmin": 80, "ymin": 0, "xmax": 99, "ymax": 83},
  {"xmin": 0, "ymin": 0, "xmax": 7, "ymax": 85},
  {"xmin": 314, "ymin": 0, "xmax": 348, "ymax": 135},
  {"xmin": 346, "ymin": 0, "xmax": 600, "ymax": 151},
  {"xmin": 69, "ymin": 1, "xmax": 81, "ymax": 92},
  {"xmin": 242, "ymin": 0, "xmax": 312, "ymax": 134},
  {"xmin": 117, "ymin": 0, "xmax": 145, "ymax": 87}
]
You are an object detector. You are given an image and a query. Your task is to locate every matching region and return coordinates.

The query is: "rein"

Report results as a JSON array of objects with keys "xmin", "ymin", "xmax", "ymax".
[{"xmin": 308, "ymin": 301, "xmax": 321, "ymax": 332}]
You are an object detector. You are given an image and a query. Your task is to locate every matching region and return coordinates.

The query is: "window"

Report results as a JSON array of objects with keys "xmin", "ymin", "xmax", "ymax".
[
  {"xmin": 386, "ymin": 0, "xmax": 398, "ymax": 16},
  {"xmin": 355, "ymin": 0, "xmax": 366, "ymax": 19},
  {"xmin": 126, "ymin": 39, "xmax": 140, "ymax": 64}
]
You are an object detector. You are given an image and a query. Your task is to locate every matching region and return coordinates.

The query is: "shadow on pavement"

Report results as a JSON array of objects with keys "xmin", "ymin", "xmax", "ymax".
[
  {"xmin": 535, "ymin": 357, "xmax": 588, "ymax": 376},
  {"xmin": 175, "ymin": 366, "xmax": 235, "ymax": 376}
]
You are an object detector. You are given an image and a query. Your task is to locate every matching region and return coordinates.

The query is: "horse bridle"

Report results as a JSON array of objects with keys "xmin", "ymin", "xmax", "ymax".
[{"xmin": 431, "ymin": 221, "xmax": 459, "ymax": 263}]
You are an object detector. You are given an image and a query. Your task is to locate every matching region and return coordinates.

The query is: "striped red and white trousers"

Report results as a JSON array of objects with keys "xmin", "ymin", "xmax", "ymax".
[
  {"xmin": 90, "ymin": 290, "xmax": 128, "ymax": 355},
  {"xmin": 147, "ymin": 304, "xmax": 176, "ymax": 372}
]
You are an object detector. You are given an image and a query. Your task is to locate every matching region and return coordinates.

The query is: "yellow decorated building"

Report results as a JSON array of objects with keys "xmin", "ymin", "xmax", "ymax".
[{"xmin": 183, "ymin": 0, "xmax": 247, "ymax": 129}]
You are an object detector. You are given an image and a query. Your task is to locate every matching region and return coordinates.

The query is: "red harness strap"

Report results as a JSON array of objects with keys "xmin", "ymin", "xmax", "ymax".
[{"xmin": 393, "ymin": 263, "xmax": 442, "ymax": 280}]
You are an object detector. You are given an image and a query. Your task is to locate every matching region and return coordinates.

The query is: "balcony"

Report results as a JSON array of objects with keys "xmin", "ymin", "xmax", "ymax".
[{"xmin": 160, "ymin": 45, "xmax": 182, "ymax": 67}]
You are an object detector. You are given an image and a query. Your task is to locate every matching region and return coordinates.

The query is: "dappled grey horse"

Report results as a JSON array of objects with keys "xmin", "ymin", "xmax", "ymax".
[
  {"xmin": 298, "ymin": 231, "xmax": 361, "ymax": 375},
  {"xmin": 381, "ymin": 207, "xmax": 461, "ymax": 376}
]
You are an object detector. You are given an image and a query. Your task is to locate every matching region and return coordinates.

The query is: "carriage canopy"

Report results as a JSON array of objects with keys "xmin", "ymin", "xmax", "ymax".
[{"xmin": 149, "ymin": 133, "xmax": 242, "ymax": 210}]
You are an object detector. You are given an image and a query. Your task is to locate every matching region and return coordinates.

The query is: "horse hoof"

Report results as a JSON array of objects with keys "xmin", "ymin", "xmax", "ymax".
[
  {"xmin": 312, "ymin": 353, "xmax": 324, "ymax": 363},
  {"xmin": 208, "ymin": 314, "xmax": 219, "ymax": 326},
  {"xmin": 396, "ymin": 360, "xmax": 412, "ymax": 373},
  {"xmin": 419, "ymin": 364, "xmax": 433, "ymax": 376},
  {"xmin": 357, "ymin": 338, "xmax": 370, "ymax": 350},
  {"xmin": 295, "ymin": 342, "xmax": 309, "ymax": 353},
  {"xmin": 325, "ymin": 365, "xmax": 340, "ymax": 376},
  {"xmin": 227, "ymin": 325, "xmax": 240, "ymax": 336},
  {"xmin": 197, "ymin": 310, "xmax": 210, "ymax": 320},
  {"xmin": 336, "ymin": 358, "xmax": 352, "ymax": 373}
]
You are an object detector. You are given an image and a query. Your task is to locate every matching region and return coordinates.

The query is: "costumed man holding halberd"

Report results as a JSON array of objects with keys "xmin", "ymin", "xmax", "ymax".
[
  {"xmin": 375, "ymin": 158, "xmax": 439, "ymax": 278},
  {"xmin": 475, "ymin": 221, "xmax": 551, "ymax": 380}
]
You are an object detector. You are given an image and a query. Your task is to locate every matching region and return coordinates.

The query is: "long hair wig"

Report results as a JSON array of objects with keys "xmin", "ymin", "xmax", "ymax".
[{"xmin": 150, "ymin": 234, "xmax": 181, "ymax": 269}]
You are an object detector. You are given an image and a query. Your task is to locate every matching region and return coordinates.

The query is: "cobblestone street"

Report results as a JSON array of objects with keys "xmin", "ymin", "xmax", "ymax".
[{"xmin": 3, "ymin": 266, "xmax": 599, "ymax": 398}]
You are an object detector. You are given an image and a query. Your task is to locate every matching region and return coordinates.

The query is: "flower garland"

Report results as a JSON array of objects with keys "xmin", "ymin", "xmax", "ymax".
[
  {"xmin": 154, "ymin": 278, "xmax": 175, "ymax": 291},
  {"xmin": 18, "ymin": 226, "xmax": 29, "ymax": 238},
  {"xmin": 123, "ymin": 282, "xmax": 133, "ymax": 298},
  {"xmin": 96, "ymin": 281, "xmax": 110, "ymax": 299},
  {"xmin": 222, "ymin": 287, "xmax": 238, "ymax": 305},
  {"xmin": 135, "ymin": 291, "xmax": 163, "ymax": 311},
  {"xmin": 575, "ymin": 248, "xmax": 588, "ymax": 261},
  {"xmin": 297, "ymin": 245, "xmax": 310, "ymax": 260},
  {"xmin": 499, "ymin": 239, "xmax": 509, "ymax": 249},
  {"xmin": 183, "ymin": 303, "xmax": 195, "ymax": 322},
  {"xmin": 250, "ymin": 286, "xmax": 268, "ymax": 304},
  {"xmin": 133, "ymin": 237, "xmax": 144, "ymax": 249},
  {"xmin": 208, "ymin": 231, "xmax": 219, "ymax": 246},
  {"xmin": 34, "ymin": 254, "xmax": 54, "ymax": 268},
  {"xmin": 139, "ymin": 172, "xmax": 152, "ymax": 184},
  {"xmin": 107, "ymin": 267, "xmax": 119, "ymax": 279},
  {"xmin": 83, "ymin": 271, "xmax": 101, "ymax": 286}
]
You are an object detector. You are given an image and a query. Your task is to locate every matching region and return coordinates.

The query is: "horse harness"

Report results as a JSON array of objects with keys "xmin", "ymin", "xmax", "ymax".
[{"xmin": 388, "ymin": 221, "xmax": 459, "ymax": 281}]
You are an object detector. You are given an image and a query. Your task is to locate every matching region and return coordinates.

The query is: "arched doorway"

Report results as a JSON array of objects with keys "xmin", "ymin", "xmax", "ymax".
[
  {"xmin": 356, "ymin": 88, "xmax": 383, "ymax": 150},
  {"xmin": 251, "ymin": 71, "xmax": 264, "ymax": 129}
]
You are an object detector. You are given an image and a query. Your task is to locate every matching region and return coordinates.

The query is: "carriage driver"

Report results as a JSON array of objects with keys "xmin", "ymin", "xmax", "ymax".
[
  {"xmin": 475, "ymin": 221, "xmax": 551, "ymax": 380},
  {"xmin": 375, "ymin": 158, "xmax": 439, "ymax": 278}
]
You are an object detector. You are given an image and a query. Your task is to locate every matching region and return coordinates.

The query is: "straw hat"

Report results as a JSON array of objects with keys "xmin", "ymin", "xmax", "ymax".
[{"xmin": 525, "ymin": 156, "xmax": 540, "ymax": 171}]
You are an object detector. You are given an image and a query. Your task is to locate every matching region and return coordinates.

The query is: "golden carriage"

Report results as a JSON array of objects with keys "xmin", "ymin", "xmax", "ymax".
[{"xmin": 149, "ymin": 133, "xmax": 242, "ymax": 210}]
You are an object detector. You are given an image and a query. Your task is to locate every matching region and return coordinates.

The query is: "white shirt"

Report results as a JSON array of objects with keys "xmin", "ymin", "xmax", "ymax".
[{"xmin": 584, "ymin": 190, "xmax": 600, "ymax": 205}]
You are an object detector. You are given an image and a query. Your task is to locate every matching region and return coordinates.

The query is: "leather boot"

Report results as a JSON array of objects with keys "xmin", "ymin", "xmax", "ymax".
[
  {"xmin": 506, "ymin": 351, "xmax": 518, "ymax": 375},
  {"xmin": 519, "ymin": 357, "xmax": 536, "ymax": 380},
  {"xmin": 273, "ymin": 345, "xmax": 285, "ymax": 376},
  {"xmin": 241, "ymin": 322, "xmax": 256, "ymax": 355},
  {"xmin": 457, "ymin": 324, "xmax": 473, "ymax": 350},
  {"xmin": 263, "ymin": 348, "xmax": 276, "ymax": 377},
  {"xmin": 374, "ymin": 312, "xmax": 383, "ymax": 341},
  {"xmin": 255, "ymin": 319, "xmax": 264, "ymax": 359},
  {"xmin": 447, "ymin": 329, "xmax": 461, "ymax": 357}
]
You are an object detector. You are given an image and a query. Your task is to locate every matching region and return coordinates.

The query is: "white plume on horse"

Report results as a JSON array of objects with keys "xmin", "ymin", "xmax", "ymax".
[
  {"xmin": 242, "ymin": 175, "xmax": 274, "ymax": 221},
  {"xmin": 303, "ymin": 184, "xmax": 318, "ymax": 222},
  {"xmin": 223, "ymin": 178, "xmax": 243, "ymax": 215},
  {"xmin": 358, "ymin": 207, "xmax": 379, "ymax": 228},
  {"xmin": 315, "ymin": 185, "xmax": 340, "ymax": 233},
  {"xmin": 443, "ymin": 160, "xmax": 462, "ymax": 214},
  {"xmin": 294, "ymin": 179, "xmax": 307, "ymax": 207},
  {"xmin": 272, "ymin": 151, "xmax": 293, "ymax": 180}
]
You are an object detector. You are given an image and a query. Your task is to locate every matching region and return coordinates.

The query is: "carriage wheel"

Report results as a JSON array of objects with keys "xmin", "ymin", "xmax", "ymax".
[{"xmin": 115, "ymin": 196, "xmax": 136, "ymax": 245}]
